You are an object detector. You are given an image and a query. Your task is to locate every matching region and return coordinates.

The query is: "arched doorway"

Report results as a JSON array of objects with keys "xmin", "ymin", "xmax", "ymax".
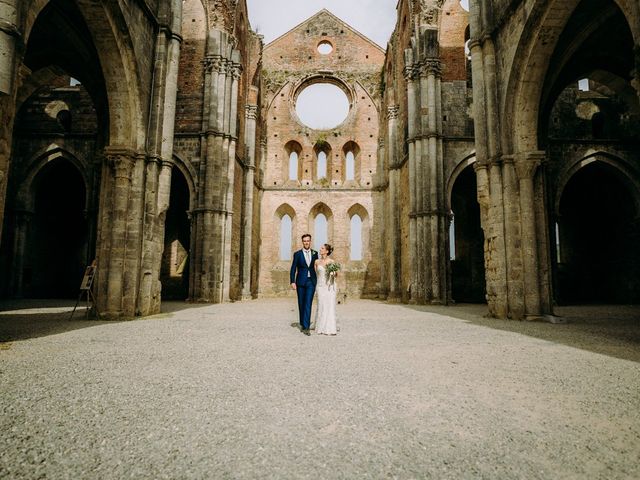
[
  {"xmin": 449, "ymin": 165, "xmax": 485, "ymax": 303},
  {"xmin": 555, "ymin": 161, "xmax": 639, "ymax": 304},
  {"xmin": 30, "ymin": 160, "xmax": 88, "ymax": 297},
  {"xmin": 160, "ymin": 168, "xmax": 191, "ymax": 300}
]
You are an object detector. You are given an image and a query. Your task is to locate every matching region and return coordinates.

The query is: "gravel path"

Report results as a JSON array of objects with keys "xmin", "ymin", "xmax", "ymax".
[{"xmin": 1, "ymin": 299, "xmax": 639, "ymax": 479}]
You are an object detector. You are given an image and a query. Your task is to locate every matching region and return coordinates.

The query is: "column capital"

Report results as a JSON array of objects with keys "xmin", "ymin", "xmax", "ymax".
[
  {"xmin": 230, "ymin": 62, "xmax": 243, "ymax": 79},
  {"xmin": 245, "ymin": 104, "xmax": 258, "ymax": 119},
  {"xmin": 104, "ymin": 147, "xmax": 136, "ymax": 179},
  {"xmin": 403, "ymin": 64, "xmax": 418, "ymax": 82},
  {"xmin": 514, "ymin": 151, "xmax": 545, "ymax": 181},
  {"xmin": 203, "ymin": 55, "xmax": 223, "ymax": 73},
  {"xmin": 387, "ymin": 105, "xmax": 400, "ymax": 120},
  {"xmin": 419, "ymin": 59, "xmax": 442, "ymax": 77}
]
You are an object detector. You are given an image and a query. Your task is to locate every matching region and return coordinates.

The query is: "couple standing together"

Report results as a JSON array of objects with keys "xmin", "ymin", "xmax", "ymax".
[{"xmin": 290, "ymin": 234, "xmax": 338, "ymax": 336}]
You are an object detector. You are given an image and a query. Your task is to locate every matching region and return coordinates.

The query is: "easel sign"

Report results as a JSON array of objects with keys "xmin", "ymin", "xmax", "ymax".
[
  {"xmin": 80, "ymin": 264, "xmax": 96, "ymax": 290},
  {"xmin": 70, "ymin": 260, "xmax": 100, "ymax": 320}
]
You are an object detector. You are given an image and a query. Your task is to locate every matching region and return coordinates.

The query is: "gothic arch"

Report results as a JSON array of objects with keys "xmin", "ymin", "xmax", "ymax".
[
  {"xmin": 23, "ymin": 0, "xmax": 145, "ymax": 150},
  {"xmin": 505, "ymin": 0, "xmax": 638, "ymax": 154},
  {"xmin": 172, "ymin": 154, "xmax": 197, "ymax": 210},
  {"xmin": 16, "ymin": 146, "xmax": 89, "ymax": 211},
  {"xmin": 555, "ymin": 152, "xmax": 640, "ymax": 216},
  {"xmin": 342, "ymin": 141, "xmax": 361, "ymax": 183},
  {"xmin": 275, "ymin": 203, "xmax": 296, "ymax": 220},
  {"xmin": 308, "ymin": 202, "xmax": 334, "ymax": 247},
  {"xmin": 446, "ymin": 153, "xmax": 476, "ymax": 210},
  {"xmin": 284, "ymin": 140, "xmax": 303, "ymax": 182}
]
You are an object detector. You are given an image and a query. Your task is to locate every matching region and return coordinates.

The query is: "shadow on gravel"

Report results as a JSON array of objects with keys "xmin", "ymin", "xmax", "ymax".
[
  {"xmin": 0, "ymin": 299, "xmax": 126, "ymax": 343},
  {"xmin": 160, "ymin": 301, "xmax": 216, "ymax": 313},
  {"xmin": 401, "ymin": 303, "xmax": 640, "ymax": 363}
]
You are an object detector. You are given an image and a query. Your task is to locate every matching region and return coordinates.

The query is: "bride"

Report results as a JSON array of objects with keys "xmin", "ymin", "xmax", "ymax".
[{"xmin": 314, "ymin": 243, "xmax": 338, "ymax": 335}]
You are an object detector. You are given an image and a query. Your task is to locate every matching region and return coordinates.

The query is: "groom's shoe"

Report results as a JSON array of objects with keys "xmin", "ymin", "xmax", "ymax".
[{"xmin": 302, "ymin": 329, "xmax": 311, "ymax": 336}]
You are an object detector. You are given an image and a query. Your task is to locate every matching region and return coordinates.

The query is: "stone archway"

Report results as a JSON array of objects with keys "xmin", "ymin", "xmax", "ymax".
[
  {"xmin": 26, "ymin": 159, "xmax": 88, "ymax": 298},
  {"xmin": 555, "ymin": 160, "xmax": 640, "ymax": 304},
  {"xmin": 160, "ymin": 167, "xmax": 192, "ymax": 301},
  {"xmin": 448, "ymin": 160, "xmax": 485, "ymax": 303}
]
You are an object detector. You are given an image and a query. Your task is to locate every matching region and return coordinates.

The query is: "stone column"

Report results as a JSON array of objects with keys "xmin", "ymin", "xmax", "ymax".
[
  {"xmin": 404, "ymin": 56, "xmax": 419, "ymax": 303},
  {"xmin": 516, "ymin": 153, "xmax": 543, "ymax": 319},
  {"xmin": 9, "ymin": 210, "xmax": 31, "ymax": 297},
  {"xmin": 425, "ymin": 59, "xmax": 446, "ymax": 304},
  {"xmin": 374, "ymin": 138, "xmax": 387, "ymax": 298},
  {"xmin": 0, "ymin": 0, "xmax": 18, "ymax": 95},
  {"xmin": 191, "ymin": 31, "xmax": 242, "ymax": 303},
  {"xmin": 387, "ymin": 105, "xmax": 401, "ymax": 302},
  {"xmin": 501, "ymin": 156, "xmax": 523, "ymax": 319},
  {"xmin": 101, "ymin": 149, "xmax": 136, "ymax": 317},
  {"xmin": 241, "ymin": 103, "xmax": 258, "ymax": 299},
  {"xmin": 0, "ymin": 1, "xmax": 20, "ymax": 250}
]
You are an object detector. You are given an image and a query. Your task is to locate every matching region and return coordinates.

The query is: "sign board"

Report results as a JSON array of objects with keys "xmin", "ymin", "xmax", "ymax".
[{"xmin": 80, "ymin": 265, "xmax": 96, "ymax": 291}]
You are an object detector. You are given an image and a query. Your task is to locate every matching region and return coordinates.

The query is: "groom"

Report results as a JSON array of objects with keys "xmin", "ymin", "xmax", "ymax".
[{"xmin": 290, "ymin": 234, "xmax": 318, "ymax": 336}]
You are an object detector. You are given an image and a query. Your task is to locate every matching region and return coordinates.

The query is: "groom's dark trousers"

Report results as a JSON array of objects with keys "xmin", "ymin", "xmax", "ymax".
[
  {"xmin": 290, "ymin": 250, "xmax": 317, "ymax": 330},
  {"xmin": 296, "ymin": 279, "xmax": 315, "ymax": 330}
]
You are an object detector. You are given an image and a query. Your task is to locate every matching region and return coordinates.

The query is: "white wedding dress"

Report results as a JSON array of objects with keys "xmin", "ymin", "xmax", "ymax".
[{"xmin": 314, "ymin": 264, "xmax": 338, "ymax": 335}]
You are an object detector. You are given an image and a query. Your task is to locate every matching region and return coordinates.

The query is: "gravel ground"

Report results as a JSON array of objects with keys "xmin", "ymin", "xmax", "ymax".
[{"xmin": 1, "ymin": 298, "xmax": 639, "ymax": 479}]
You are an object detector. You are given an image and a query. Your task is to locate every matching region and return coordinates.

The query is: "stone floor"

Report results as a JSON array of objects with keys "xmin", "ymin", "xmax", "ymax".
[{"xmin": 0, "ymin": 298, "xmax": 639, "ymax": 479}]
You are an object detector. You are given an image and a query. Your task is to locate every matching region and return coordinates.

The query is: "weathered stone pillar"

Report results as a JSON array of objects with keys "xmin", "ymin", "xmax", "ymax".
[
  {"xmin": 501, "ymin": 156, "xmax": 523, "ymax": 319},
  {"xmin": 516, "ymin": 152, "xmax": 544, "ymax": 319},
  {"xmin": 425, "ymin": 59, "xmax": 446, "ymax": 304},
  {"xmin": 0, "ymin": 1, "xmax": 20, "ymax": 249},
  {"xmin": 138, "ymin": 17, "xmax": 182, "ymax": 314},
  {"xmin": 9, "ymin": 210, "xmax": 31, "ymax": 297},
  {"xmin": 404, "ymin": 53, "xmax": 419, "ymax": 303},
  {"xmin": 387, "ymin": 105, "xmax": 401, "ymax": 302},
  {"xmin": 241, "ymin": 102, "xmax": 258, "ymax": 299},
  {"xmin": 0, "ymin": 0, "xmax": 17, "ymax": 95},
  {"xmin": 191, "ymin": 30, "xmax": 242, "ymax": 303},
  {"xmin": 101, "ymin": 149, "xmax": 136, "ymax": 317},
  {"xmin": 374, "ymin": 138, "xmax": 387, "ymax": 298}
]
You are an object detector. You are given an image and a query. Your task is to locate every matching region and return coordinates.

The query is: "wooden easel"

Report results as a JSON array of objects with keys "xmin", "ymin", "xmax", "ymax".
[{"xmin": 70, "ymin": 261, "xmax": 100, "ymax": 320}]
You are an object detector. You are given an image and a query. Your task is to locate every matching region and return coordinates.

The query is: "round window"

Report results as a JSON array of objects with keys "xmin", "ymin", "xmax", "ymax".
[
  {"xmin": 295, "ymin": 82, "xmax": 350, "ymax": 130},
  {"xmin": 317, "ymin": 41, "xmax": 333, "ymax": 55}
]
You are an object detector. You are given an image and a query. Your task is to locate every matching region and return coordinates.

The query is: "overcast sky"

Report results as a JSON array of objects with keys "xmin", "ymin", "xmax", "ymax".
[{"xmin": 245, "ymin": 0, "xmax": 398, "ymax": 48}]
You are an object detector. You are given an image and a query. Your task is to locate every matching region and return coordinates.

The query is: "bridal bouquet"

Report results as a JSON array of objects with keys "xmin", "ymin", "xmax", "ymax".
[{"xmin": 326, "ymin": 262, "xmax": 341, "ymax": 286}]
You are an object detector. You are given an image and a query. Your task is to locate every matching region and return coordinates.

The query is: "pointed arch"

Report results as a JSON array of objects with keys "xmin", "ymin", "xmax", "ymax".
[
  {"xmin": 309, "ymin": 202, "xmax": 333, "ymax": 250},
  {"xmin": 347, "ymin": 203, "xmax": 369, "ymax": 261},
  {"xmin": 284, "ymin": 140, "xmax": 303, "ymax": 182},
  {"xmin": 16, "ymin": 146, "xmax": 89, "ymax": 211},
  {"xmin": 555, "ymin": 151, "xmax": 640, "ymax": 216},
  {"xmin": 342, "ymin": 141, "xmax": 361, "ymax": 183},
  {"xmin": 275, "ymin": 203, "xmax": 296, "ymax": 261},
  {"xmin": 446, "ymin": 152, "xmax": 476, "ymax": 210}
]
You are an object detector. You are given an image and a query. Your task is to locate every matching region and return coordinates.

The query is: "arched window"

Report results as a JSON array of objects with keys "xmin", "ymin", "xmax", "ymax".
[
  {"xmin": 280, "ymin": 214, "xmax": 292, "ymax": 260},
  {"xmin": 288, "ymin": 151, "xmax": 298, "ymax": 181},
  {"xmin": 345, "ymin": 151, "xmax": 355, "ymax": 181},
  {"xmin": 317, "ymin": 151, "xmax": 327, "ymax": 179},
  {"xmin": 342, "ymin": 141, "xmax": 360, "ymax": 182},
  {"xmin": 350, "ymin": 214, "xmax": 362, "ymax": 260},
  {"xmin": 314, "ymin": 214, "xmax": 328, "ymax": 250}
]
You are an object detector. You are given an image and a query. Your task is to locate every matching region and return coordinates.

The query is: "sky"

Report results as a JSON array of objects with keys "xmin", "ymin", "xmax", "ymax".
[{"xmin": 245, "ymin": 0, "xmax": 398, "ymax": 48}]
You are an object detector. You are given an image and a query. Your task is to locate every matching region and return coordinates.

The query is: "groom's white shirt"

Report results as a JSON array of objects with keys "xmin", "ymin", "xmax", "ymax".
[{"xmin": 303, "ymin": 249, "xmax": 311, "ymax": 276}]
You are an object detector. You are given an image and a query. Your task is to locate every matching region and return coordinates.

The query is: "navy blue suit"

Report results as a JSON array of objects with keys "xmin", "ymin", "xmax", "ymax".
[{"xmin": 290, "ymin": 249, "xmax": 318, "ymax": 330}]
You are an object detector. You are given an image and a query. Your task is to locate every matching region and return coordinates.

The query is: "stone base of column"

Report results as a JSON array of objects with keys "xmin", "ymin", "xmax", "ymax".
[{"xmin": 387, "ymin": 293, "xmax": 403, "ymax": 303}]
